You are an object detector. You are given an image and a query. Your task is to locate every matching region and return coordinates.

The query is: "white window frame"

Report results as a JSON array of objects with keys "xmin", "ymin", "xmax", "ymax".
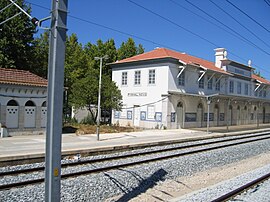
[
  {"xmin": 215, "ymin": 78, "xmax": 220, "ymax": 91},
  {"xmin": 178, "ymin": 71, "xmax": 185, "ymax": 86},
  {"xmin": 199, "ymin": 77, "xmax": 204, "ymax": 89},
  {"xmin": 147, "ymin": 105, "xmax": 155, "ymax": 119},
  {"xmin": 207, "ymin": 76, "xmax": 213, "ymax": 90},
  {"xmin": 134, "ymin": 70, "xmax": 141, "ymax": 85},
  {"xmin": 148, "ymin": 69, "xmax": 156, "ymax": 85},
  {"xmin": 244, "ymin": 83, "xmax": 249, "ymax": 95},
  {"xmin": 229, "ymin": 80, "xmax": 234, "ymax": 93},
  {"xmin": 237, "ymin": 81, "xmax": 242, "ymax": 94},
  {"xmin": 121, "ymin": 72, "xmax": 128, "ymax": 86}
]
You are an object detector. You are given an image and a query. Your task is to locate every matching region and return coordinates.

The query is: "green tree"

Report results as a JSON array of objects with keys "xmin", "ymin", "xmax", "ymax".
[
  {"xmin": 84, "ymin": 39, "xmax": 117, "ymax": 75},
  {"xmin": 32, "ymin": 31, "xmax": 49, "ymax": 78},
  {"xmin": 117, "ymin": 38, "xmax": 144, "ymax": 60},
  {"xmin": 70, "ymin": 68, "xmax": 122, "ymax": 123},
  {"xmin": 0, "ymin": 0, "xmax": 36, "ymax": 70}
]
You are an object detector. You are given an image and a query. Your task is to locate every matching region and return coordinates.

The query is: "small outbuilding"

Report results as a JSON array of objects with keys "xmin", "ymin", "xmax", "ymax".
[{"xmin": 0, "ymin": 68, "xmax": 47, "ymax": 135}]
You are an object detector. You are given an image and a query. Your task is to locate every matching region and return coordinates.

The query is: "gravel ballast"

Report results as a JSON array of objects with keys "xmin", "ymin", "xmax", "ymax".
[{"xmin": 1, "ymin": 137, "xmax": 270, "ymax": 201}]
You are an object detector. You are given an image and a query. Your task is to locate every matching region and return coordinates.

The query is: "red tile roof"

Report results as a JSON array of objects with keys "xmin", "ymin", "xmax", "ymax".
[
  {"xmin": 0, "ymin": 68, "xmax": 48, "ymax": 87},
  {"xmin": 252, "ymin": 74, "xmax": 270, "ymax": 85},
  {"xmin": 114, "ymin": 48, "xmax": 231, "ymax": 75}
]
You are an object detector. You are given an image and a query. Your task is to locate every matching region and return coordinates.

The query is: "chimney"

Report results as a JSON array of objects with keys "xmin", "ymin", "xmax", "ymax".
[{"xmin": 214, "ymin": 48, "xmax": 226, "ymax": 68}]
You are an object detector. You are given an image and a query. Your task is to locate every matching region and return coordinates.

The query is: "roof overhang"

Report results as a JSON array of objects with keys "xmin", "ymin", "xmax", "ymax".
[{"xmin": 168, "ymin": 90, "xmax": 270, "ymax": 103}]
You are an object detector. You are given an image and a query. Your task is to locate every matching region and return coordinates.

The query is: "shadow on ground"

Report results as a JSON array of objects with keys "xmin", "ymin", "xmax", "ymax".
[{"xmin": 105, "ymin": 168, "xmax": 168, "ymax": 202}]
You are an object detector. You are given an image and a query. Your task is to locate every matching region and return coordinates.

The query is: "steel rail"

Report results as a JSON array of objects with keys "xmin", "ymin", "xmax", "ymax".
[
  {"xmin": 212, "ymin": 172, "xmax": 270, "ymax": 202},
  {"xmin": 1, "ymin": 134, "xmax": 270, "ymax": 190},
  {"xmin": 1, "ymin": 131, "xmax": 269, "ymax": 177}
]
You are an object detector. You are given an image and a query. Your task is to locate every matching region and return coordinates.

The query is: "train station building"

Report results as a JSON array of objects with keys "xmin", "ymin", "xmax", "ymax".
[
  {"xmin": 0, "ymin": 68, "xmax": 47, "ymax": 135},
  {"xmin": 111, "ymin": 48, "xmax": 270, "ymax": 129}
]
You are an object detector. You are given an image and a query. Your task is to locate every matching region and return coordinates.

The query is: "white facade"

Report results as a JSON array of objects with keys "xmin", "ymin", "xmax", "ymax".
[
  {"xmin": 0, "ymin": 68, "xmax": 48, "ymax": 135},
  {"xmin": 0, "ymin": 84, "xmax": 47, "ymax": 133},
  {"xmin": 111, "ymin": 48, "xmax": 270, "ymax": 129}
]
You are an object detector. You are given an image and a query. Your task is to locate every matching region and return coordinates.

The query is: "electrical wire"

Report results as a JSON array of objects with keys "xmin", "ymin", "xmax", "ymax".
[
  {"xmin": 183, "ymin": 0, "xmax": 270, "ymax": 56},
  {"xmin": 127, "ymin": 0, "xmax": 270, "ymax": 75},
  {"xmin": 226, "ymin": 0, "xmax": 270, "ymax": 34},
  {"xmin": 265, "ymin": 0, "xmax": 270, "ymax": 7},
  {"xmin": 21, "ymin": 1, "xmax": 270, "ymax": 76},
  {"xmin": 120, "ymin": 96, "xmax": 169, "ymax": 110},
  {"xmin": 209, "ymin": 0, "xmax": 270, "ymax": 49}
]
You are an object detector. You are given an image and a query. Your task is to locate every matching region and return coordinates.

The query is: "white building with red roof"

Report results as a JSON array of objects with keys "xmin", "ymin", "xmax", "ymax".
[
  {"xmin": 0, "ymin": 68, "xmax": 47, "ymax": 134},
  {"xmin": 110, "ymin": 47, "xmax": 270, "ymax": 129}
]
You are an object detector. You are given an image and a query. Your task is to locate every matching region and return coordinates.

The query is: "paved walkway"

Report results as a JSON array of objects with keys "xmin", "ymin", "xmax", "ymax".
[{"xmin": 0, "ymin": 124, "xmax": 270, "ymax": 162}]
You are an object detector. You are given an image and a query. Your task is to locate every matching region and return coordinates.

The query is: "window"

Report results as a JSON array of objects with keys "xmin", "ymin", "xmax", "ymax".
[
  {"xmin": 122, "ymin": 72, "xmax": 127, "ymax": 85},
  {"xmin": 263, "ymin": 90, "xmax": 267, "ymax": 97},
  {"xmin": 199, "ymin": 77, "xmax": 204, "ymax": 89},
  {"xmin": 147, "ymin": 105, "xmax": 155, "ymax": 119},
  {"xmin": 134, "ymin": 70, "xmax": 141, "ymax": 85},
  {"xmin": 229, "ymin": 81, "xmax": 234, "ymax": 93},
  {"xmin": 244, "ymin": 83, "xmax": 248, "ymax": 95},
  {"xmin": 178, "ymin": 71, "xmax": 185, "ymax": 86},
  {"xmin": 259, "ymin": 90, "xmax": 263, "ymax": 97},
  {"xmin": 207, "ymin": 76, "xmax": 213, "ymax": 90},
  {"xmin": 237, "ymin": 82, "xmax": 241, "ymax": 94},
  {"xmin": 215, "ymin": 78, "xmax": 220, "ymax": 91},
  {"xmin": 148, "ymin": 69, "xmax": 156, "ymax": 84}
]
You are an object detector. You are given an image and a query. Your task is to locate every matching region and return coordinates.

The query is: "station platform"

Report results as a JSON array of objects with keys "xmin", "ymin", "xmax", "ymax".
[{"xmin": 0, "ymin": 124, "xmax": 270, "ymax": 164}]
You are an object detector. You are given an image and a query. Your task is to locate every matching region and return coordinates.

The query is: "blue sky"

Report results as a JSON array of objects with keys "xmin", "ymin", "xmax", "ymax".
[{"xmin": 27, "ymin": 0, "xmax": 270, "ymax": 80}]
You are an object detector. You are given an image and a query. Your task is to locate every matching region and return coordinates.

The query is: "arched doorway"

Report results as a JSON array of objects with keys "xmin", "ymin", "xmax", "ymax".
[
  {"xmin": 229, "ymin": 105, "xmax": 233, "ymax": 125},
  {"xmin": 41, "ymin": 101, "xmax": 47, "ymax": 128},
  {"xmin": 197, "ymin": 103, "xmax": 203, "ymax": 127},
  {"xmin": 176, "ymin": 102, "xmax": 183, "ymax": 128},
  {"xmin": 243, "ymin": 106, "xmax": 248, "ymax": 124},
  {"xmin": 24, "ymin": 100, "xmax": 36, "ymax": 128},
  {"xmin": 214, "ymin": 104, "xmax": 219, "ymax": 126},
  {"xmin": 254, "ymin": 106, "xmax": 257, "ymax": 124},
  {"xmin": 237, "ymin": 105, "xmax": 241, "ymax": 125},
  {"xmin": 263, "ymin": 106, "xmax": 266, "ymax": 123},
  {"xmin": 6, "ymin": 100, "xmax": 19, "ymax": 128}
]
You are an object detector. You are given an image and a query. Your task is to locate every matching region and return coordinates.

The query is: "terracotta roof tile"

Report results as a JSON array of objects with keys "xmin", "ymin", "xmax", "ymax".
[
  {"xmin": 252, "ymin": 74, "xmax": 270, "ymax": 85},
  {"xmin": 0, "ymin": 68, "xmax": 48, "ymax": 87},
  {"xmin": 114, "ymin": 48, "xmax": 231, "ymax": 75}
]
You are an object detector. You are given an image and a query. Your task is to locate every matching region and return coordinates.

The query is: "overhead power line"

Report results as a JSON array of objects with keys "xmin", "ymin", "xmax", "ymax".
[
  {"xmin": 25, "ymin": 1, "xmax": 270, "ymax": 75},
  {"xmin": 265, "ymin": 0, "xmax": 270, "ymax": 7},
  {"xmin": 209, "ymin": 0, "xmax": 270, "ymax": 49},
  {"xmin": 127, "ymin": 0, "xmax": 218, "ymax": 47},
  {"xmin": 127, "ymin": 0, "xmax": 270, "ymax": 74},
  {"xmin": 183, "ymin": 0, "xmax": 270, "ymax": 56},
  {"xmin": 226, "ymin": 0, "xmax": 270, "ymax": 34}
]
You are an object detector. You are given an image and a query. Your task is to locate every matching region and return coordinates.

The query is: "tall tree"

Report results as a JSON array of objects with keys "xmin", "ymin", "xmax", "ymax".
[
  {"xmin": 117, "ymin": 38, "xmax": 144, "ymax": 60},
  {"xmin": 70, "ymin": 68, "xmax": 122, "ymax": 123},
  {"xmin": 0, "ymin": 0, "xmax": 36, "ymax": 70},
  {"xmin": 32, "ymin": 31, "xmax": 49, "ymax": 78}
]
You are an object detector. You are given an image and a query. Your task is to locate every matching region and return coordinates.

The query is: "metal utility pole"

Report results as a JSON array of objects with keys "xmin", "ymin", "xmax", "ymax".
[
  {"xmin": 45, "ymin": 1, "xmax": 68, "ymax": 202},
  {"xmin": 94, "ymin": 55, "xmax": 108, "ymax": 141}
]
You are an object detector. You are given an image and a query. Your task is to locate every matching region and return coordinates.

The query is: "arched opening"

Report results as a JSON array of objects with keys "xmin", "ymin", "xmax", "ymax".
[
  {"xmin": 25, "ymin": 100, "xmax": 36, "ymax": 106},
  {"xmin": 197, "ymin": 103, "xmax": 203, "ymax": 127},
  {"xmin": 6, "ymin": 99, "xmax": 19, "ymax": 128},
  {"xmin": 42, "ymin": 101, "xmax": 47, "ymax": 107},
  {"xmin": 7, "ymin": 100, "xmax": 18, "ymax": 106},
  {"xmin": 229, "ymin": 105, "xmax": 233, "ymax": 125},
  {"xmin": 41, "ymin": 101, "xmax": 47, "ymax": 128},
  {"xmin": 243, "ymin": 106, "xmax": 248, "ymax": 124},
  {"xmin": 176, "ymin": 101, "xmax": 183, "ymax": 129},
  {"xmin": 214, "ymin": 104, "xmax": 219, "ymax": 126},
  {"xmin": 24, "ymin": 100, "xmax": 36, "ymax": 128},
  {"xmin": 263, "ymin": 106, "xmax": 266, "ymax": 123},
  {"xmin": 237, "ymin": 105, "xmax": 241, "ymax": 125}
]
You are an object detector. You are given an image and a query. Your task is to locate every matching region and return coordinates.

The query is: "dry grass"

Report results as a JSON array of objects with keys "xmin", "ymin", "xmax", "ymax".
[{"xmin": 63, "ymin": 124, "xmax": 141, "ymax": 135}]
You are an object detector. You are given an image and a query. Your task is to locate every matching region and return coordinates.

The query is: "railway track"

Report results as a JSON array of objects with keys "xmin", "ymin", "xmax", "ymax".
[
  {"xmin": 1, "ymin": 131, "xmax": 270, "ymax": 191},
  {"xmin": 212, "ymin": 172, "xmax": 270, "ymax": 202}
]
